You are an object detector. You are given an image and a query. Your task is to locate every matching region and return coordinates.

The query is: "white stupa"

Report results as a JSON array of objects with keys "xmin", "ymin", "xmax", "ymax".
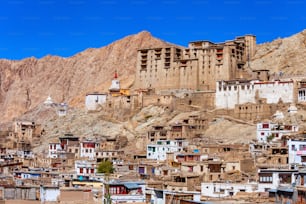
[
  {"xmin": 109, "ymin": 70, "xmax": 120, "ymax": 92},
  {"xmin": 288, "ymin": 104, "xmax": 298, "ymax": 114},
  {"xmin": 44, "ymin": 95, "xmax": 54, "ymax": 106}
]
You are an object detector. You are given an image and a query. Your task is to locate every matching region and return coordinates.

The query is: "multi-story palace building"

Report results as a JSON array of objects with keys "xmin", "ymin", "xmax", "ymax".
[{"xmin": 134, "ymin": 35, "xmax": 256, "ymax": 92}]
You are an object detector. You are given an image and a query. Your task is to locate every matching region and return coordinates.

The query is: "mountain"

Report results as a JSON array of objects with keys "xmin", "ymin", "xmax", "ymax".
[
  {"xmin": 0, "ymin": 31, "xmax": 170, "ymax": 122},
  {"xmin": 250, "ymin": 29, "xmax": 306, "ymax": 76},
  {"xmin": 2, "ymin": 30, "xmax": 306, "ymax": 152},
  {"xmin": 1, "ymin": 29, "xmax": 306, "ymax": 123}
]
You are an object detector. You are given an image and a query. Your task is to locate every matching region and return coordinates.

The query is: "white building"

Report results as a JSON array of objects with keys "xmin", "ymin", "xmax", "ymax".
[
  {"xmin": 298, "ymin": 87, "xmax": 306, "ymax": 103},
  {"xmin": 40, "ymin": 186, "xmax": 60, "ymax": 202},
  {"xmin": 201, "ymin": 169, "xmax": 298, "ymax": 198},
  {"xmin": 201, "ymin": 182, "xmax": 257, "ymax": 198},
  {"xmin": 57, "ymin": 103, "xmax": 68, "ymax": 117},
  {"xmin": 257, "ymin": 169, "xmax": 297, "ymax": 192},
  {"xmin": 298, "ymin": 80, "xmax": 306, "ymax": 103},
  {"xmin": 298, "ymin": 88, "xmax": 306, "ymax": 102},
  {"xmin": 48, "ymin": 142, "xmax": 62, "ymax": 158},
  {"xmin": 80, "ymin": 140, "xmax": 97, "ymax": 159},
  {"xmin": 85, "ymin": 93, "xmax": 107, "ymax": 111},
  {"xmin": 17, "ymin": 150, "xmax": 34, "ymax": 159},
  {"xmin": 288, "ymin": 139, "xmax": 306, "ymax": 165},
  {"xmin": 75, "ymin": 160, "xmax": 96, "ymax": 178},
  {"xmin": 216, "ymin": 80, "xmax": 294, "ymax": 109},
  {"xmin": 256, "ymin": 122, "xmax": 298, "ymax": 143},
  {"xmin": 147, "ymin": 140, "xmax": 188, "ymax": 161}
]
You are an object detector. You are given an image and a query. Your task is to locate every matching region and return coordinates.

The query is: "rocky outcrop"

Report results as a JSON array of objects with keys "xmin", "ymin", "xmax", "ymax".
[
  {"xmin": 249, "ymin": 29, "xmax": 306, "ymax": 77},
  {"xmin": 0, "ymin": 31, "xmax": 170, "ymax": 122}
]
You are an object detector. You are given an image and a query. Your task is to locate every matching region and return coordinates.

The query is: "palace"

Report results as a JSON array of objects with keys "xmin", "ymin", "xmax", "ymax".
[{"xmin": 134, "ymin": 35, "xmax": 256, "ymax": 92}]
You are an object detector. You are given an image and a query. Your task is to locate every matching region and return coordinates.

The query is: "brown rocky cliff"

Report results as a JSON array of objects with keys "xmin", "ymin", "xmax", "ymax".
[
  {"xmin": 249, "ymin": 29, "xmax": 306, "ymax": 76},
  {"xmin": 0, "ymin": 31, "xmax": 170, "ymax": 122}
]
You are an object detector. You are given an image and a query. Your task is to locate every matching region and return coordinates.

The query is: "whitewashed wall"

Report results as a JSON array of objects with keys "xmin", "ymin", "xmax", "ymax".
[
  {"xmin": 216, "ymin": 80, "xmax": 294, "ymax": 109},
  {"xmin": 85, "ymin": 94, "xmax": 107, "ymax": 110}
]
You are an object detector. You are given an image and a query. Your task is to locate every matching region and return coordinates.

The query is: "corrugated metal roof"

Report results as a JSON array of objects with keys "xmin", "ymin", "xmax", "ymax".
[{"xmin": 124, "ymin": 183, "xmax": 140, "ymax": 189}]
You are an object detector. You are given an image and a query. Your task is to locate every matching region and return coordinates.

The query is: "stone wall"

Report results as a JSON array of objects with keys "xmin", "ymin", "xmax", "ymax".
[
  {"xmin": 2, "ymin": 187, "xmax": 38, "ymax": 200},
  {"xmin": 234, "ymin": 102, "xmax": 287, "ymax": 121},
  {"xmin": 240, "ymin": 159, "xmax": 255, "ymax": 173}
]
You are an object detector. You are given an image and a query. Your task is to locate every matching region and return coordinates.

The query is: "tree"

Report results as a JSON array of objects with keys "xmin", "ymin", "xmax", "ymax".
[
  {"xmin": 98, "ymin": 161, "xmax": 114, "ymax": 204},
  {"xmin": 267, "ymin": 134, "xmax": 274, "ymax": 143},
  {"xmin": 97, "ymin": 160, "xmax": 114, "ymax": 174}
]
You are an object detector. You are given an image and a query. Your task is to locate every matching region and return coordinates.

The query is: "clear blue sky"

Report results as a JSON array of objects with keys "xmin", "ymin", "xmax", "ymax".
[{"xmin": 1, "ymin": 0, "xmax": 305, "ymax": 60}]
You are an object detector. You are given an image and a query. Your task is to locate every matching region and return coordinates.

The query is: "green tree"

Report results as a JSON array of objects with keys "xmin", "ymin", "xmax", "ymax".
[
  {"xmin": 97, "ymin": 160, "xmax": 114, "ymax": 174},
  {"xmin": 98, "ymin": 161, "xmax": 114, "ymax": 204},
  {"xmin": 267, "ymin": 134, "xmax": 274, "ymax": 142}
]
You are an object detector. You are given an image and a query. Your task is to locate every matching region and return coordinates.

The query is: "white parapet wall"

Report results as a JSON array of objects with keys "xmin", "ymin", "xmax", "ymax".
[{"xmin": 215, "ymin": 80, "xmax": 294, "ymax": 109}]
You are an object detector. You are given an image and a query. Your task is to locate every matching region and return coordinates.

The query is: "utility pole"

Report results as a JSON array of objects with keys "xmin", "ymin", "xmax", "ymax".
[{"xmin": 103, "ymin": 174, "xmax": 111, "ymax": 204}]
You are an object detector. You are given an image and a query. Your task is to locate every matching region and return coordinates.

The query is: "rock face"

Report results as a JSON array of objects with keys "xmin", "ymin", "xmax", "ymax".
[
  {"xmin": 0, "ymin": 31, "xmax": 170, "ymax": 122},
  {"xmin": 250, "ymin": 29, "xmax": 306, "ymax": 76}
]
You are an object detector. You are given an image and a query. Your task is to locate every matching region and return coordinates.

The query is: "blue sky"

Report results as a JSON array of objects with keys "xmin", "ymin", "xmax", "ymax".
[{"xmin": 1, "ymin": 0, "xmax": 306, "ymax": 60}]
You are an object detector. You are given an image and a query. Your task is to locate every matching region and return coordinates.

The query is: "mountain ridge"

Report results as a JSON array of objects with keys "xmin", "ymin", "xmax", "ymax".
[
  {"xmin": 250, "ymin": 29, "xmax": 306, "ymax": 76},
  {"xmin": 1, "ymin": 29, "xmax": 306, "ymax": 123},
  {"xmin": 0, "ymin": 31, "xmax": 170, "ymax": 122}
]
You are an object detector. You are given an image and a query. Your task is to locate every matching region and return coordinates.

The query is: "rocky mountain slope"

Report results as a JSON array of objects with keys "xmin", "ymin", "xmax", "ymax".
[
  {"xmin": 0, "ymin": 31, "xmax": 170, "ymax": 123},
  {"xmin": 250, "ymin": 29, "xmax": 306, "ymax": 76},
  {"xmin": 1, "ymin": 30, "xmax": 306, "ymax": 123},
  {"xmin": 1, "ymin": 30, "xmax": 306, "ymax": 153},
  {"xmin": 18, "ymin": 104, "xmax": 179, "ymax": 154}
]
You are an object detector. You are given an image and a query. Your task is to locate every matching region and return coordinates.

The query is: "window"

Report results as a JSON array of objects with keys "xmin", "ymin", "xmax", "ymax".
[
  {"xmin": 259, "ymin": 173, "xmax": 272, "ymax": 183},
  {"xmin": 279, "ymin": 173, "xmax": 291, "ymax": 184},
  {"xmin": 291, "ymin": 145, "xmax": 296, "ymax": 151},
  {"xmin": 110, "ymin": 187, "xmax": 116, "ymax": 195},
  {"xmin": 300, "ymin": 145, "xmax": 306, "ymax": 151},
  {"xmin": 80, "ymin": 168, "xmax": 83, "ymax": 173}
]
